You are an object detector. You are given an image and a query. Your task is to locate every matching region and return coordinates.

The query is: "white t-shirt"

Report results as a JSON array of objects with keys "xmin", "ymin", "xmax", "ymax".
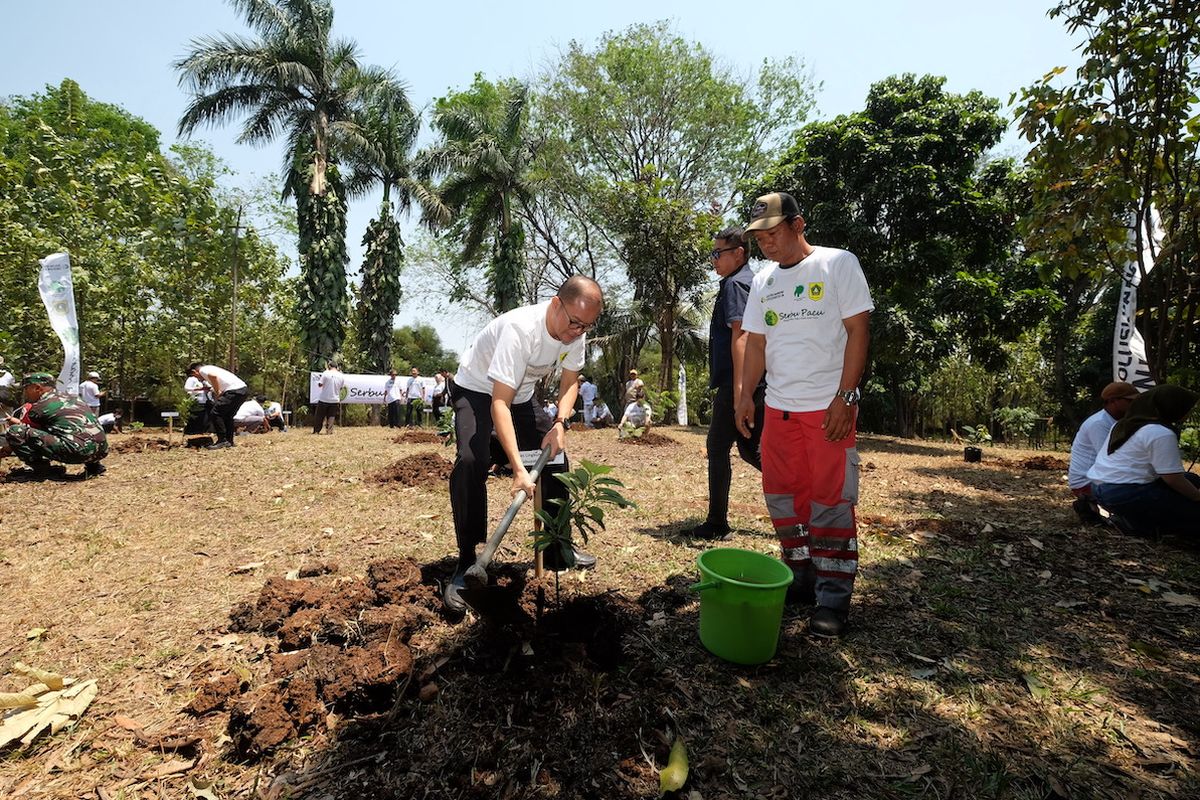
[
  {"xmin": 385, "ymin": 376, "xmax": 404, "ymax": 402},
  {"xmin": 98, "ymin": 412, "xmax": 117, "ymax": 426},
  {"xmin": 624, "ymin": 378, "xmax": 644, "ymax": 404},
  {"xmin": 741, "ymin": 246, "xmax": 874, "ymax": 412},
  {"xmin": 0, "ymin": 370, "xmax": 14, "ymax": 388},
  {"xmin": 405, "ymin": 376, "xmax": 424, "ymax": 402},
  {"xmin": 264, "ymin": 401, "xmax": 283, "ymax": 418},
  {"xmin": 1087, "ymin": 424, "xmax": 1184, "ymax": 485},
  {"xmin": 234, "ymin": 399, "xmax": 265, "ymax": 423},
  {"xmin": 1068, "ymin": 408, "xmax": 1119, "ymax": 489},
  {"xmin": 579, "ymin": 381, "xmax": 597, "ymax": 405},
  {"xmin": 199, "ymin": 365, "xmax": 247, "ymax": 393},
  {"xmin": 623, "ymin": 402, "xmax": 651, "ymax": 427},
  {"xmin": 185, "ymin": 376, "xmax": 211, "ymax": 404},
  {"xmin": 316, "ymin": 369, "xmax": 345, "ymax": 403},
  {"xmin": 592, "ymin": 403, "xmax": 614, "ymax": 423},
  {"xmin": 79, "ymin": 380, "xmax": 101, "ymax": 407},
  {"xmin": 455, "ymin": 301, "xmax": 586, "ymax": 404}
]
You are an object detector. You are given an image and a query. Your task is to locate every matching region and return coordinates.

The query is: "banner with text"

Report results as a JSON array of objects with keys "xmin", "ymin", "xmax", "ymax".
[
  {"xmin": 309, "ymin": 373, "xmax": 438, "ymax": 404},
  {"xmin": 1113, "ymin": 208, "xmax": 1161, "ymax": 390},
  {"xmin": 37, "ymin": 252, "xmax": 81, "ymax": 396}
]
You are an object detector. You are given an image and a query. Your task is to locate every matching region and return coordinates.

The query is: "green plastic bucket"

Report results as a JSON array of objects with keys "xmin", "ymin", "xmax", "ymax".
[{"xmin": 691, "ymin": 548, "xmax": 794, "ymax": 665}]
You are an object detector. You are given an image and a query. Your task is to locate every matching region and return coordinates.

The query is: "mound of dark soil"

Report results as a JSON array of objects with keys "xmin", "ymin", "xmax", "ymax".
[
  {"xmin": 621, "ymin": 431, "xmax": 676, "ymax": 447},
  {"xmin": 371, "ymin": 453, "xmax": 453, "ymax": 488},
  {"xmin": 1019, "ymin": 455, "xmax": 1070, "ymax": 471},
  {"xmin": 392, "ymin": 430, "xmax": 444, "ymax": 445},
  {"xmin": 109, "ymin": 436, "xmax": 172, "ymax": 454}
]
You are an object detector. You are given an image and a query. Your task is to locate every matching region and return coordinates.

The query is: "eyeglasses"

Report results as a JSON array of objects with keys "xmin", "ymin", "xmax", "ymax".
[
  {"xmin": 562, "ymin": 305, "xmax": 596, "ymax": 333},
  {"xmin": 710, "ymin": 246, "xmax": 740, "ymax": 260}
]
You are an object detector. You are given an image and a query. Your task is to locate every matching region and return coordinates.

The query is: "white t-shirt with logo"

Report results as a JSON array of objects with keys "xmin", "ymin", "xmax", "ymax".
[
  {"xmin": 623, "ymin": 402, "xmax": 651, "ymax": 427},
  {"xmin": 317, "ymin": 369, "xmax": 345, "ymax": 403},
  {"xmin": 1087, "ymin": 424, "xmax": 1184, "ymax": 485},
  {"xmin": 185, "ymin": 376, "xmax": 212, "ymax": 404},
  {"xmin": 405, "ymin": 376, "xmax": 424, "ymax": 402},
  {"xmin": 199, "ymin": 365, "xmax": 247, "ymax": 393},
  {"xmin": 741, "ymin": 246, "xmax": 874, "ymax": 412},
  {"xmin": 79, "ymin": 380, "xmax": 101, "ymax": 407},
  {"xmin": 1068, "ymin": 408, "xmax": 1119, "ymax": 489},
  {"xmin": 385, "ymin": 376, "xmax": 404, "ymax": 402},
  {"xmin": 455, "ymin": 300, "xmax": 586, "ymax": 404}
]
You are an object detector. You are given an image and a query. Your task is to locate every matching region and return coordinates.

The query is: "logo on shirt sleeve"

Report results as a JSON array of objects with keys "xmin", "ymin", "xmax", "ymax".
[
  {"xmin": 764, "ymin": 309, "xmax": 779, "ymax": 326},
  {"xmin": 808, "ymin": 282, "xmax": 824, "ymax": 301}
]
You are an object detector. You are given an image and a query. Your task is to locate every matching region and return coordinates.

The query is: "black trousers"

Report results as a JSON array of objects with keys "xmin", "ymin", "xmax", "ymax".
[
  {"xmin": 312, "ymin": 401, "xmax": 339, "ymax": 433},
  {"xmin": 449, "ymin": 380, "xmax": 568, "ymax": 569},
  {"xmin": 212, "ymin": 389, "xmax": 247, "ymax": 444},
  {"xmin": 706, "ymin": 383, "xmax": 765, "ymax": 526},
  {"xmin": 404, "ymin": 400, "xmax": 419, "ymax": 426},
  {"xmin": 386, "ymin": 400, "xmax": 402, "ymax": 428}
]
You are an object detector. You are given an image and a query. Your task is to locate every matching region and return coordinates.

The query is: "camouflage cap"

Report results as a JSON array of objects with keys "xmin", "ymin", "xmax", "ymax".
[
  {"xmin": 22, "ymin": 372, "xmax": 56, "ymax": 387},
  {"xmin": 742, "ymin": 192, "xmax": 803, "ymax": 239}
]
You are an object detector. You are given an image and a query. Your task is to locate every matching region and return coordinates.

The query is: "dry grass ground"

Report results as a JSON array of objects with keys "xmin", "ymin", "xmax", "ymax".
[{"xmin": 0, "ymin": 425, "xmax": 1196, "ymax": 799}]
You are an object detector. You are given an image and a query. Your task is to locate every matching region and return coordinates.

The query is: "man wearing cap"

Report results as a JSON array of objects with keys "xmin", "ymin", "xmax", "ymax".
[
  {"xmin": 623, "ymin": 369, "xmax": 645, "ymax": 405},
  {"xmin": 443, "ymin": 275, "xmax": 603, "ymax": 613},
  {"xmin": 79, "ymin": 371, "xmax": 105, "ymax": 415},
  {"xmin": 735, "ymin": 192, "xmax": 874, "ymax": 638},
  {"xmin": 1, "ymin": 373, "xmax": 108, "ymax": 478},
  {"xmin": 186, "ymin": 362, "xmax": 248, "ymax": 449},
  {"xmin": 1068, "ymin": 381, "xmax": 1139, "ymax": 523},
  {"xmin": 683, "ymin": 225, "xmax": 765, "ymax": 540}
]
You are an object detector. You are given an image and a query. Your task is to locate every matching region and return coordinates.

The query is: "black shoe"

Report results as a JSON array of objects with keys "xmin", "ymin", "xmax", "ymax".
[
  {"xmin": 84, "ymin": 462, "xmax": 106, "ymax": 478},
  {"xmin": 809, "ymin": 606, "xmax": 848, "ymax": 638},
  {"xmin": 443, "ymin": 572, "xmax": 468, "ymax": 614},
  {"xmin": 1071, "ymin": 496, "xmax": 1103, "ymax": 525},
  {"xmin": 682, "ymin": 521, "xmax": 732, "ymax": 541},
  {"xmin": 205, "ymin": 441, "xmax": 232, "ymax": 450},
  {"xmin": 786, "ymin": 583, "xmax": 816, "ymax": 606},
  {"xmin": 541, "ymin": 544, "xmax": 597, "ymax": 571}
]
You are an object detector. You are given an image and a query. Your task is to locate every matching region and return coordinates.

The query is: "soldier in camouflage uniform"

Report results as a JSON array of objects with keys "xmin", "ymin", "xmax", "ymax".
[{"xmin": 1, "ymin": 373, "xmax": 108, "ymax": 478}]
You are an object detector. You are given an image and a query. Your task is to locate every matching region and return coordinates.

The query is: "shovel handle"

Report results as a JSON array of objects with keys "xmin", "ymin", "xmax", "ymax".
[{"xmin": 473, "ymin": 445, "xmax": 554, "ymax": 572}]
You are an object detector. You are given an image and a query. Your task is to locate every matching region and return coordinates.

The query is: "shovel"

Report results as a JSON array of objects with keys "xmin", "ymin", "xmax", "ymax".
[{"xmin": 459, "ymin": 445, "xmax": 553, "ymax": 613}]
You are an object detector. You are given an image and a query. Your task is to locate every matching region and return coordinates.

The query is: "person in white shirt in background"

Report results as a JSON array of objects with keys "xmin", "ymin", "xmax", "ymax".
[
  {"xmin": 590, "ymin": 398, "xmax": 615, "ymax": 428},
  {"xmin": 261, "ymin": 396, "xmax": 287, "ymax": 431},
  {"xmin": 384, "ymin": 369, "xmax": 404, "ymax": 428},
  {"xmin": 577, "ymin": 374, "xmax": 598, "ymax": 427},
  {"xmin": 79, "ymin": 371, "xmax": 104, "ymax": 414},
  {"xmin": 183, "ymin": 369, "xmax": 214, "ymax": 442},
  {"xmin": 1067, "ymin": 381, "xmax": 1138, "ymax": 524},
  {"xmin": 0, "ymin": 357, "xmax": 15, "ymax": 425},
  {"xmin": 404, "ymin": 367, "xmax": 423, "ymax": 427},
  {"xmin": 618, "ymin": 388, "xmax": 653, "ymax": 438},
  {"xmin": 234, "ymin": 396, "xmax": 268, "ymax": 433},
  {"xmin": 187, "ymin": 362, "xmax": 248, "ymax": 449},
  {"xmin": 313, "ymin": 361, "xmax": 345, "ymax": 434},
  {"xmin": 98, "ymin": 409, "xmax": 123, "ymax": 434},
  {"xmin": 623, "ymin": 369, "xmax": 645, "ymax": 405}
]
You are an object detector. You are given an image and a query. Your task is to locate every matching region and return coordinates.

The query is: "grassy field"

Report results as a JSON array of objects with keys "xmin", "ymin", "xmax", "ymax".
[{"xmin": 0, "ymin": 425, "xmax": 1196, "ymax": 799}]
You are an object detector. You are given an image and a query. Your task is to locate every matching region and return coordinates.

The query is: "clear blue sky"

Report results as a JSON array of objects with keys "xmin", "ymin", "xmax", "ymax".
[{"xmin": 1, "ymin": 0, "xmax": 1081, "ymax": 352}]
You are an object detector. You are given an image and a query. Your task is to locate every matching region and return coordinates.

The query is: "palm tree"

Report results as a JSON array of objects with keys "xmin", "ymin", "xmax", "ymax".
[
  {"xmin": 419, "ymin": 79, "xmax": 538, "ymax": 314},
  {"xmin": 348, "ymin": 82, "xmax": 441, "ymax": 373},
  {"xmin": 175, "ymin": 0, "xmax": 397, "ymax": 367}
]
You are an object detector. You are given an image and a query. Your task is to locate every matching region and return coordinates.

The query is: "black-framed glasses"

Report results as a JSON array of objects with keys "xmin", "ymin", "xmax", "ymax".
[
  {"xmin": 562, "ymin": 306, "xmax": 596, "ymax": 333},
  {"xmin": 710, "ymin": 246, "xmax": 740, "ymax": 260}
]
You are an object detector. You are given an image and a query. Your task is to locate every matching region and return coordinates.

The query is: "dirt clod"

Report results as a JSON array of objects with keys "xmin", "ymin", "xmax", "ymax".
[
  {"xmin": 392, "ymin": 430, "xmax": 444, "ymax": 445},
  {"xmin": 184, "ymin": 673, "xmax": 243, "ymax": 715},
  {"xmin": 372, "ymin": 453, "xmax": 453, "ymax": 488},
  {"xmin": 108, "ymin": 436, "xmax": 172, "ymax": 454},
  {"xmin": 620, "ymin": 431, "xmax": 676, "ymax": 447}
]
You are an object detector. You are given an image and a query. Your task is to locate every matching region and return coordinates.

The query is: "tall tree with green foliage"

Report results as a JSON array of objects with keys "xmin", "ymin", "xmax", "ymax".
[
  {"xmin": 1015, "ymin": 0, "xmax": 1200, "ymax": 386},
  {"xmin": 539, "ymin": 21, "xmax": 817, "ymax": 385},
  {"xmin": 750, "ymin": 74, "xmax": 1052, "ymax": 436},
  {"xmin": 420, "ymin": 77, "xmax": 537, "ymax": 315},
  {"xmin": 175, "ymin": 0, "xmax": 399, "ymax": 368}
]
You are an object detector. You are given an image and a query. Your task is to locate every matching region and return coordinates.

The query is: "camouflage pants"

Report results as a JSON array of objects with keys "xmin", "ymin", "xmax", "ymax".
[{"xmin": 4, "ymin": 424, "xmax": 108, "ymax": 466}]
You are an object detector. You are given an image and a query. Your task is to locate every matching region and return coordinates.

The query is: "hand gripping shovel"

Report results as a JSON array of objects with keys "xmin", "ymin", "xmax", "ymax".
[{"xmin": 459, "ymin": 445, "xmax": 553, "ymax": 615}]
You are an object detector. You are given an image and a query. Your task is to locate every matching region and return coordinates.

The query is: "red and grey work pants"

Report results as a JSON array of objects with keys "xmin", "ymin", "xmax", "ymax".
[{"xmin": 761, "ymin": 407, "xmax": 860, "ymax": 613}]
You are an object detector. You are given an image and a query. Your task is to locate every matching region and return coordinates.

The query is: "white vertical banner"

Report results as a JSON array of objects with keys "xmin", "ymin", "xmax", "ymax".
[
  {"xmin": 1113, "ymin": 208, "xmax": 1161, "ymax": 390},
  {"xmin": 37, "ymin": 252, "xmax": 81, "ymax": 396},
  {"xmin": 676, "ymin": 364, "xmax": 688, "ymax": 425}
]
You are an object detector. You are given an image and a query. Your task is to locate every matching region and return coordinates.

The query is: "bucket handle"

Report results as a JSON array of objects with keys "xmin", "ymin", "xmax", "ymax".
[{"xmin": 689, "ymin": 580, "xmax": 719, "ymax": 592}]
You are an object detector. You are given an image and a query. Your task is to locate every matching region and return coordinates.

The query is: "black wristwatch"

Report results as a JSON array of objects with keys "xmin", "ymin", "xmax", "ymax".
[
  {"xmin": 835, "ymin": 388, "xmax": 860, "ymax": 406},
  {"xmin": 554, "ymin": 417, "xmax": 570, "ymax": 428}
]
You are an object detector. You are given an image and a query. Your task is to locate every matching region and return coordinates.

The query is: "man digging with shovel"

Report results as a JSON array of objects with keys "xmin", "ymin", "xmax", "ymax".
[{"xmin": 443, "ymin": 276, "xmax": 603, "ymax": 614}]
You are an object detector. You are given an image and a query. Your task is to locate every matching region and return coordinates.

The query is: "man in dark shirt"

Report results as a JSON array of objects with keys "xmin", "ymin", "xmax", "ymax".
[{"xmin": 683, "ymin": 226, "xmax": 765, "ymax": 539}]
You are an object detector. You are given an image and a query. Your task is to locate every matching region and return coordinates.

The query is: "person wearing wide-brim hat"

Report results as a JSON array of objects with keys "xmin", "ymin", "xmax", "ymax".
[
  {"xmin": 1, "ymin": 372, "xmax": 108, "ymax": 479},
  {"xmin": 734, "ymin": 191, "xmax": 874, "ymax": 639},
  {"xmin": 1087, "ymin": 384, "xmax": 1200, "ymax": 536},
  {"xmin": 1067, "ymin": 381, "xmax": 1140, "ymax": 524}
]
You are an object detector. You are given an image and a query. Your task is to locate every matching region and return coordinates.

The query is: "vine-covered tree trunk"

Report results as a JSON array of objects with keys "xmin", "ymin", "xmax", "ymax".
[
  {"xmin": 296, "ymin": 167, "xmax": 350, "ymax": 370},
  {"xmin": 490, "ymin": 223, "xmax": 526, "ymax": 314},
  {"xmin": 354, "ymin": 201, "xmax": 404, "ymax": 373}
]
